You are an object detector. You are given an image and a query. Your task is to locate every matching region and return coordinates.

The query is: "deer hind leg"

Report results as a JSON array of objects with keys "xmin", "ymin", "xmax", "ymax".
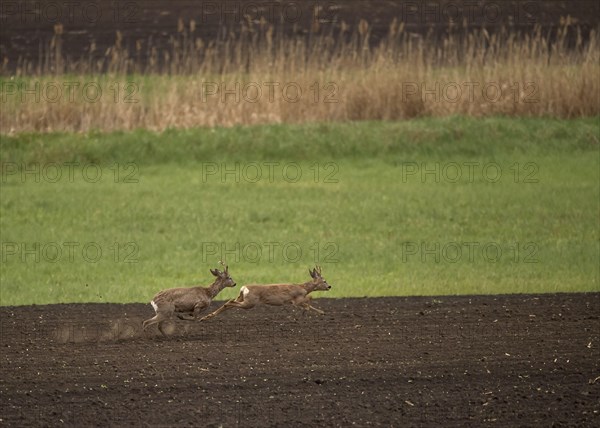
[
  {"xmin": 143, "ymin": 301, "xmax": 174, "ymax": 335},
  {"xmin": 200, "ymin": 298, "xmax": 256, "ymax": 321},
  {"xmin": 143, "ymin": 313, "xmax": 171, "ymax": 333},
  {"xmin": 157, "ymin": 320, "xmax": 170, "ymax": 336},
  {"xmin": 142, "ymin": 314, "xmax": 159, "ymax": 330},
  {"xmin": 200, "ymin": 299, "xmax": 233, "ymax": 321},
  {"xmin": 201, "ymin": 288, "xmax": 246, "ymax": 321}
]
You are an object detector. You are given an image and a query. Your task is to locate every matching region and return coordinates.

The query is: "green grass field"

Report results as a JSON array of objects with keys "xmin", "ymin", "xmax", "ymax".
[{"xmin": 1, "ymin": 117, "xmax": 598, "ymax": 305}]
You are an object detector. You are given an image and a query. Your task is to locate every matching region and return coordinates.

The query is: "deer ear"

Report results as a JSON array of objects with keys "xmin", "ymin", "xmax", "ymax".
[
  {"xmin": 309, "ymin": 268, "xmax": 316, "ymax": 278},
  {"xmin": 210, "ymin": 269, "xmax": 219, "ymax": 277}
]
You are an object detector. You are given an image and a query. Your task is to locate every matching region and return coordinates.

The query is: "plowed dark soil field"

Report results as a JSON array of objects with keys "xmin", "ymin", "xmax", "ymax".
[{"xmin": 1, "ymin": 293, "xmax": 599, "ymax": 426}]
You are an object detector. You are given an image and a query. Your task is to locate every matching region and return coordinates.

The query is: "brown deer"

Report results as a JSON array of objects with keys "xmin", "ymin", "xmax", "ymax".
[
  {"xmin": 200, "ymin": 266, "xmax": 331, "ymax": 321},
  {"xmin": 143, "ymin": 264, "xmax": 236, "ymax": 335}
]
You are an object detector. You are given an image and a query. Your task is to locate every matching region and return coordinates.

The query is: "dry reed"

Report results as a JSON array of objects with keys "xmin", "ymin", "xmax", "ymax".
[{"xmin": 1, "ymin": 18, "xmax": 598, "ymax": 133}]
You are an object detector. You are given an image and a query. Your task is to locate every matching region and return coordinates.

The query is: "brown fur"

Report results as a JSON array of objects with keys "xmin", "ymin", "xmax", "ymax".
[
  {"xmin": 200, "ymin": 266, "xmax": 331, "ymax": 321},
  {"xmin": 143, "ymin": 265, "xmax": 236, "ymax": 335}
]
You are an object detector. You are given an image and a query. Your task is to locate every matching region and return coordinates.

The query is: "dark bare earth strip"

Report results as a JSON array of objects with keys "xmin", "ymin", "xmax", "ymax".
[
  {"xmin": 1, "ymin": 293, "xmax": 599, "ymax": 426},
  {"xmin": 2, "ymin": 1, "xmax": 598, "ymax": 71}
]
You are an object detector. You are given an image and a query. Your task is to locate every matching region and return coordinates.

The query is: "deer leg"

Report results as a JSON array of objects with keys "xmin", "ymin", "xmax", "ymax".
[
  {"xmin": 143, "ymin": 312, "xmax": 171, "ymax": 333},
  {"xmin": 157, "ymin": 320, "xmax": 172, "ymax": 336},
  {"xmin": 191, "ymin": 303, "xmax": 210, "ymax": 320},
  {"xmin": 297, "ymin": 296, "xmax": 324, "ymax": 315},
  {"xmin": 290, "ymin": 295, "xmax": 324, "ymax": 315},
  {"xmin": 175, "ymin": 304, "xmax": 207, "ymax": 321},
  {"xmin": 176, "ymin": 312, "xmax": 195, "ymax": 321},
  {"xmin": 142, "ymin": 314, "xmax": 160, "ymax": 330},
  {"xmin": 144, "ymin": 303, "xmax": 174, "ymax": 336},
  {"xmin": 304, "ymin": 304, "xmax": 325, "ymax": 315},
  {"xmin": 300, "ymin": 304, "xmax": 309, "ymax": 317},
  {"xmin": 200, "ymin": 299, "xmax": 236, "ymax": 321},
  {"xmin": 296, "ymin": 302, "xmax": 323, "ymax": 314},
  {"xmin": 200, "ymin": 299, "xmax": 255, "ymax": 321}
]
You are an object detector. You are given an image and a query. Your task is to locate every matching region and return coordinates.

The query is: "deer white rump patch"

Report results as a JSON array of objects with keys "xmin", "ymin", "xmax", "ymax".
[
  {"xmin": 241, "ymin": 286, "xmax": 250, "ymax": 298},
  {"xmin": 151, "ymin": 300, "xmax": 158, "ymax": 312}
]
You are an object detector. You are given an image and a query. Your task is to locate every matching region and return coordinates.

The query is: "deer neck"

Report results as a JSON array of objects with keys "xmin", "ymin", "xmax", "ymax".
[
  {"xmin": 207, "ymin": 280, "xmax": 225, "ymax": 298},
  {"xmin": 301, "ymin": 281, "xmax": 317, "ymax": 294}
]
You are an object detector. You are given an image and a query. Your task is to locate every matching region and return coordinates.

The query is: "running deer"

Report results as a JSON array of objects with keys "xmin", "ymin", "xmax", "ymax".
[
  {"xmin": 200, "ymin": 266, "xmax": 331, "ymax": 321},
  {"xmin": 143, "ymin": 264, "xmax": 236, "ymax": 335}
]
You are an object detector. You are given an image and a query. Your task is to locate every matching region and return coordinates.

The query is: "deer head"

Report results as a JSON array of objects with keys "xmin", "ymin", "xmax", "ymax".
[
  {"xmin": 210, "ymin": 263, "xmax": 236, "ymax": 288},
  {"xmin": 308, "ymin": 265, "xmax": 331, "ymax": 291}
]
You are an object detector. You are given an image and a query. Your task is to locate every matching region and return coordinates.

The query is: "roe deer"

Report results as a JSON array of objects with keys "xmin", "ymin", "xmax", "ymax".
[
  {"xmin": 143, "ymin": 264, "xmax": 236, "ymax": 335},
  {"xmin": 200, "ymin": 266, "xmax": 331, "ymax": 321}
]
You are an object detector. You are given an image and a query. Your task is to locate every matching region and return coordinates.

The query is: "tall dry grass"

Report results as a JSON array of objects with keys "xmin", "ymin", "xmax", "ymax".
[{"xmin": 1, "ymin": 18, "xmax": 598, "ymax": 133}]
